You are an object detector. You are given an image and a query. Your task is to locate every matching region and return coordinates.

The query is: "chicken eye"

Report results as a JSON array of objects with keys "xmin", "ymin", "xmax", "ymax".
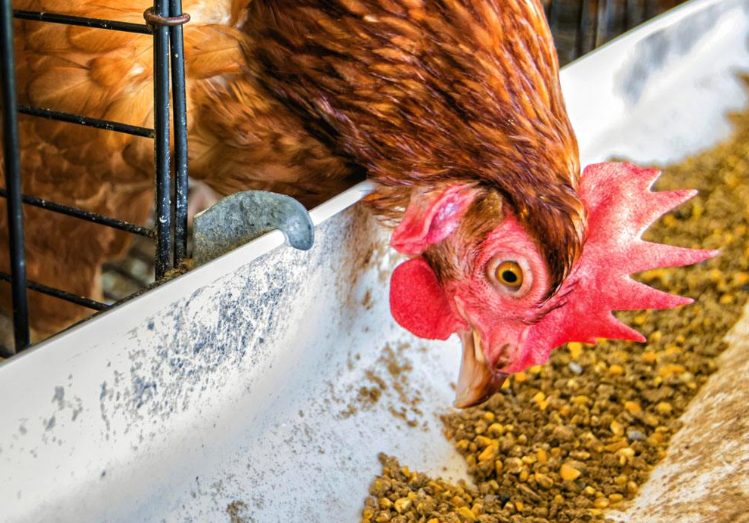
[{"xmin": 496, "ymin": 261, "xmax": 523, "ymax": 289}]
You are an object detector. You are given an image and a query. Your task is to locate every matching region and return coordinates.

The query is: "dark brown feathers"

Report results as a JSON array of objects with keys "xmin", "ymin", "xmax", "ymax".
[{"xmin": 242, "ymin": 0, "xmax": 586, "ymax": 291}]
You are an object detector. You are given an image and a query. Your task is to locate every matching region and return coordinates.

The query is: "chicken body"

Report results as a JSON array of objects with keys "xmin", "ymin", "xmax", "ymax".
[
  {"xmin": 1, "ymin": 0, "xmax": 356, "ymax": 339},
  {"xmin": 2, "ymin": 0, "xmax": 576, "ymax": 341}
]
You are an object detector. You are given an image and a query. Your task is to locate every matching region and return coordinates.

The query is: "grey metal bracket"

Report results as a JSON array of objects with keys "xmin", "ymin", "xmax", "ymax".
[{"xmin": 192, "ymin": 191, "xmax": 314, "ymax": 266}]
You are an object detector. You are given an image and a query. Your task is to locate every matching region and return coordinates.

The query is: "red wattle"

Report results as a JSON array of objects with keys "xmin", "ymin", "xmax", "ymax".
[{"xmin": 389, "ymin": 257, "xmax": 463, "ymax": 340}]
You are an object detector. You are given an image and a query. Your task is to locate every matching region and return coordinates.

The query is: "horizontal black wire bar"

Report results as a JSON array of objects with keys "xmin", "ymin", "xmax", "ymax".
[
  {"xmin": 102, "ymin": 262, "xmax": 152, "ymax": 287},
  {"xmin": 18, "ymin": 105, "xmax": 155, "ymax": 138},
  {"xmin": 0, "ymin": 271, "xmax": 109, "ymax": 311},
  {"xmin": 0, "ymin": 188, "xmax": 156, "ymax": 238},
  {"xmin": 12, "ymin": 10, "xmax": 152, "ymax": 34}
]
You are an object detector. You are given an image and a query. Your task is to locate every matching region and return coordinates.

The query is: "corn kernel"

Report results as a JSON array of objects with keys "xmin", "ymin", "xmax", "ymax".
[
  {"xmin": 537, "ymin": 449, "xmax": 548, "ymax": 464},
  {"xmin": 394, "ymin": 498, "xmax": 411, "ymax": 514},
  {"xmin": 610, "ymin": 420, "xmax": 624, "ymax": 436},
  {"xmin": 617, "ymin": 447, "xmax": 635, "ymax": 459},
  {"xmin": 624, "ymin": 401, "xmax": 642, "ymax": 413},
  {"xmin": 568, "ymin": 342, "xmax": 583, "ymax": 360},
  {"xmin": 608, "ymin": 364, "xmax": 624, "ymax": 376},
  {"xmin": 609, "ymin": 493, "xmax": 624, "ymax": 504},
  {"xmin": 533, "ymin": 391, "xmax": 546, "ymax": 403},
  {"xmin": 483, "ymin": 412, "xmax": 495, "ymax": 422},
  {"xmin": 642, "ymin": 351, "xmax": 657, "ymax": 363},
  {"xmin": 529, "ymin": 365, "xmax": 542, "ymax": 375},
  {"xmin": 656, "ymin": 402, "xmax": 673, "ymax": 414},
  {"xmin": 478, "ymin": 445, "xmax": 496, "ymax": 462},
  {"xmin": 604, "ymin": 440, "xmax": 628, "ymax": 452},
  {"xmin": 659, "ymin": 364, "xmax": 686, "ymax": 378},
  {"xmin": 560, "ymin": 463, "xmax": 581, "ymax": 481},
  {"xmin": 475, "ymin": 436, "xmax": 493, "ymax": 448},
  {"xmin": 488, "ymin": 423, "xmax": 504, "ymax": 436},
  {"xmin": 514, "ymin": 372, "xmax": 528, "ymax": 383},
  {"xmin": 594, "ymin": 498, "xmax": 610, "ymax": 509},
  {"xmin": 457, "ymin": 506, "xmax": 476, "ymax": 521}
]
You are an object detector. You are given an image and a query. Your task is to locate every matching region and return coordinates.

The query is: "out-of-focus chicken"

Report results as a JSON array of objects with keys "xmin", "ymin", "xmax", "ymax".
[
  {"xmin": 1, "ymin": 0, "xmax": 714, "ymax": 409},
  {"xmin": 1, "ymin": 0, "xmax": 352, "ymax": 340}
]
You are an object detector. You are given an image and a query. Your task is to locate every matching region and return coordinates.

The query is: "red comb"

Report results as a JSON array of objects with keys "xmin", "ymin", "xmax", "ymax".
[{"xmin": 508, "ymin": 162, "xmax": 719, "ymax": 373}]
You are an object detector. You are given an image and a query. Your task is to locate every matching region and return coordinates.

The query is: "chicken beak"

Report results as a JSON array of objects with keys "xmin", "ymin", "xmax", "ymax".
[{"xmin": 454, "ymin": 330, "xmax": 508, "ymax": 408}]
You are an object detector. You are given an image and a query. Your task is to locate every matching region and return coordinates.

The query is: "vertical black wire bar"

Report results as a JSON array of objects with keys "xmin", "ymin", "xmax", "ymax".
[
  {"xmin": 644, "ymin": 0, "xmax": 656, "ymax": 20},
  {"xmin": 547, "ymin": 0, "xmax": 561, "ymax": 50},
  {"xmin": 168, "ymin": 0, "xmax": 188, "ymax": 266},
  {"xmin": 0, "ymin": 0, "xmax": 30, "ymax": 352},
  {"xmin": 590, "ymin": 0, "xmax": 600, "ymax": 49},
  {"xmin": 153, "ymin": 0, "xmax": 172, "ymax": 280},
  {"xmin": 575, "ymin": 0, "xmax": 590, "ymax": 59},
  {"xmin": 625, "ymin": 0, "xmax": 636, "ymax": 30},
  {"xmin": 597, "ymin": 0, "xmax": 614, "ymax": 46}
]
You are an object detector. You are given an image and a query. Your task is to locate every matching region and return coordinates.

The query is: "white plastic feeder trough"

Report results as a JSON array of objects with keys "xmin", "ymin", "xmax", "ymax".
[{"xmin": 1, "ymin": 0, "xmax": 749, "ymax": 521}]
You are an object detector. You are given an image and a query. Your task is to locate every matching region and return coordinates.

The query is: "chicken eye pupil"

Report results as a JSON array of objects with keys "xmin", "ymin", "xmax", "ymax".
[{"xmin": 495, "ymin": 261, "xmax": 523, "ymax": 288}]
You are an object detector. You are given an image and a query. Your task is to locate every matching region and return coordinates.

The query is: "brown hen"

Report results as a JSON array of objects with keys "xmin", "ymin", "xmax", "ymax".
[{"xmin": 1, "ymin": 0, "xmax": 581, "ymax": 344}]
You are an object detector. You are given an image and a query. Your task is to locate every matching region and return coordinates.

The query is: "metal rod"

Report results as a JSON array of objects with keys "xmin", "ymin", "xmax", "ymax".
[
  {"xmin": 103, "ymin": 262, "xmax": 152, "ymax": 288},
  {"xmin": 169, "ymin": 0, "xmax": 189, "ymax": 265},
  {"xmin": 591, "ymin": 0, "xmax": 600, "ymax": 49},
  {"xmin": 0, "ymin": 271, "xmax": 109, "ymax": 311},
  {"xmin": 1, "ymin": 0, "xmax": 30, "ymax": 353},
  {"xmin": 18, "ymin": 105, "xmax": 155, "ymax": 138},
  {"xmin": 575, "ymin": 0, "xmax": 590, "ymax": 59},
  {"xmin": 13, "ymin": 9, "xmax": 151, "ymax": 34},
  {"xmin": 0, "ymin": 188, "xmax": 155, "ymax": 238},
  {"xmin": 153, "ymin": 0, "xmax": 172, "ymax": 279},
  {"xmin": 597, "ymin": 0, "xmax": 614, "ymax": 46}
]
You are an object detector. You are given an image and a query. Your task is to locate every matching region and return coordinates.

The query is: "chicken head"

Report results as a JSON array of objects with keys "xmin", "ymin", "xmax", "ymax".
[{"xmin": 390, "ymin": 162, "xmax": 718, "ymax": 408}]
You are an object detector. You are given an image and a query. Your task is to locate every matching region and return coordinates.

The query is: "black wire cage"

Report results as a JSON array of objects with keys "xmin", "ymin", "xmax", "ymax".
[
  {"xmin": 0, "ymin": 0, "xmax": 686, "ymax": 358},
  {"xmin": 0, "ymin": 0, "xmax": 190, "ymax": 356}
]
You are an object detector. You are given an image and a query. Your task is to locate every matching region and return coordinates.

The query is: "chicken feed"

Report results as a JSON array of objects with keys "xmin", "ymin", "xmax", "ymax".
[{"xmin": 358, "ymin": 88, "xmax": 749, "ymax": 523}]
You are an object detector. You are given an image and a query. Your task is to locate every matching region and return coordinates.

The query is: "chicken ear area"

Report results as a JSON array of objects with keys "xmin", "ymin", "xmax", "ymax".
[
  {"xmin": 389, "ymin": 257, "xmax": 464, "ymax": 340},
  {"xmin": 390, "ymin": 185, "xmax": 474, "ymax": 256},
  {"xmin": 505, "ymin": 161, "xmax": 720, "ymax": 374}
]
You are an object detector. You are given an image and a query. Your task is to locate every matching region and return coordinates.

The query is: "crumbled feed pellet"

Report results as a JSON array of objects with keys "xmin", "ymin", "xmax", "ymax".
[{"xmin": 360, "ymin": 87, "xmax": 749, "ymax": 523}]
